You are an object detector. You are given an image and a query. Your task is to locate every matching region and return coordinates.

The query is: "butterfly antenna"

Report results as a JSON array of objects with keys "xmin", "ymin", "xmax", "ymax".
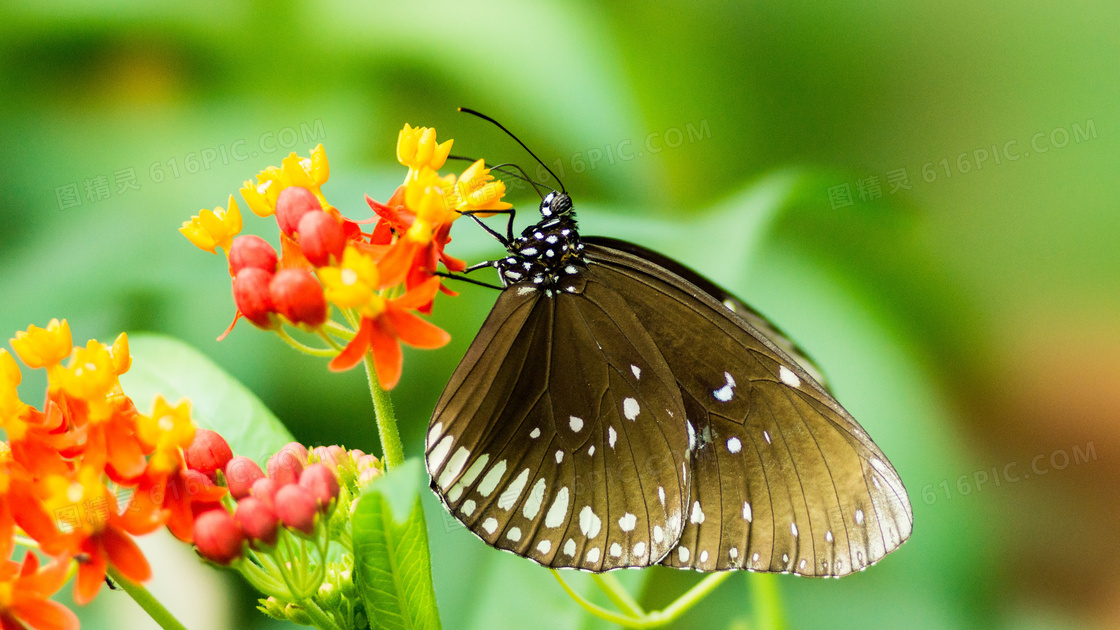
[
  {"xmin": 446, "ymin": 155, "xmax": 553, "ymax": 198},
  {"xmin": 457, "ymin": 107, "xmax": 567, "ymax": 193}
]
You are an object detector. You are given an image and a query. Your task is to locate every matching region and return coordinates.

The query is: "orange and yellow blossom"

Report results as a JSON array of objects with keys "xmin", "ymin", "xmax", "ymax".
[
  {"xmin": 39, "ymin": 465, "xmax": 152, "ymax": 605},
  {"xmin": 0, "ymin": 552, "xmax": 78, "ymax": 630},
  {"xmin": 9, "ymin": 319, "xmax": 72, "ymax": 380},
  {"xmin": 239, "ymin": 144, "xmax": 330, "ymax": 218},
  {"xmin": 318, "ymin": 246, "xmax": 450, "ymax": 388},
  {"xmin": 180, "ymin": 195, "xmax": 243, "ymax": 254},
  {"xmin": 455, "ymin": 159, "xmax": 513, "ymax": 215}
]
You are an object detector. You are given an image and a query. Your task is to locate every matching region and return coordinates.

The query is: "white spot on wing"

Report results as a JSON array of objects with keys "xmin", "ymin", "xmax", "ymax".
[
  {"xmin": 791, "ymin": 523, "xmax": 799, "ymax": 537},
  {"xmin": 631, "ymin": 365, "xmax": 641, "ymax": 379},
  {"xmin": 516, "ymin": 286, "xmax": 536, "ymax": 295},
  {"xmin": 482, "ymin": 518, "xmax": 498, "ymax": 534},
  {"xmin": 437, "ymin": 447, "xmax": 470, "ymax": 489},
  {"xmin": 428, "ymin": 436, "xmax": 453, "ymax": 471},
  {"xmin": 545, "ymin": 488, "xmax": 569, "ymax": 528},
  {"xmin": 687, "ymin": 421, "xmax": 696, "ymax": 451},
  {"xmin": 427, "ymin": 422, "xmax": 442, "ymax": 449},
  {"xmin": 586, "ymin": 547, "xmax": 600, "ymax": 563},
  {"xmin": 523, "ymin": 478, "xmax": 547, "ymax": 519},
  {"xmin": 609, "ymin": 543, "xmax": 622, "ymax": 558},
  {"xmin": 588, "ymin": 445, "xmax": 596, "ymax": 456},
  {"xmin": 530, "ymin": 427, "xmax": 541, "ymax": 439},
  {"xmin": 870, "ymin": 457, "xmax": 888, "ymax": 473},
  {"xmin": 623, "ymin": 398, "xmax": 640, "ymax": 420},
  {"xmin": 729, "ymin": 547, "xmax": 739, "ymax": 560},
  {"xmin": 478, "ymin": 460, "xmax": 507, "ymax": 497},
  {"xmin": 618, "ymin": 513, "xmax": 637, "ymax": 532},
  {"xmin": 608, "ymin": 426, "xmax": 617, "ymax": 448},
  {"xmin": 826, "ymin": 530, "xmax": 833, "ymax": 543},
  {"xmin": 678, "ymin": 547, "xmax": 690, "ymax": 562},
  {"xmin": 743, "ymin": 502, "xmax": 752, "ymax": 522},
  {"xmin": 497, "ymin": 468, "xmax": 530, "ymax": 510},
  {"xmin": 690, "ymin": 501, "xmax": 705, "ymax": 524},
  {"xmin": 461, "ymin": 500, "xmax": 476, "ymax": 516},
  {"xmin": 507, "ymin": 527, "xmax": 521, "ymax": 542},
  {"xmin": 855, "ymin": 509, "xmax": 865, "ymax": 525},
  {"xmin": 779, "ymin": 365, "xmax": 801, "ymax": 387},
  {"xmin": 569, "ymin": 416, "xmax": 583, "ymax": 432},
  {"xmin": 658, "ymin": 486, "xmax": 665, "ymax": 506},
  {"xmin": 653, "ymin": 525, "xmax": 664, "ymax": 543},
  {"xmin": 537, "ymin": 540, "xmax": 551, "ymax": 554},
  {"xmin": 700, "ymin": 550, "xmax": 709, "ymax": 563},
  {"xmin": 763, "ymin": 430, "xmax": 771, "ymax": 444},
  {"xmin": 579, "ymin": 506, "xmax": 602, "ymax": 538},
  {"xmin": 713, "ymin": 371, "xmax": 736, "ymax": 401},
  {"xmin": 555, "ymin": 450, "xmax": 564, "ymax": 464},
  {"xmin": 563, "ymin": 539, "xmax": 576, "ymax": 556},
  {"xmin": 727, "ymin": 437, "xmax": 742, "ymax": 453},
  {"xmin": 633, "ymin": 542, "xmax": 646, "ymax": 557}
]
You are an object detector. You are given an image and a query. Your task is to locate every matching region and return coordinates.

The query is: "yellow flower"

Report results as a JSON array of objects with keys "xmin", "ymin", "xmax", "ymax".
[
  {"xmin": 110, "ymin": 332, "xmax": 131, "ymax": 376},
  {"xmin": 455, "ymin": 159, "xmax": 513, "ymax": 214},
  {"xmin": 397, "ymin": 124, "xmax": 453, "ymax": 172},
  {"xmin": 57, "ymin": 340, "xmax": 118, "ymax": 414},
  {"xmin": 180, "ymin": 195, "xmax": 243, "ymax": 254},
  {"xmin": 401, "ymin": 167, "xmax": 458, "ymax": 243},
  {"xmin": 10, "ymin": 319, "xmax": 72, "ymax": 370},
  {"xmin": 136, "ymin": 396, "xmax": 196, "ymax": 474},
  {"xmin": 318, "ymin": 246, "xmax": 386, "ymax": 316},
  {"xmin": 0, "ymin": 350, "xmax": 27, "ymax": 420},
  {"xmin": 239, "ymin": 145, "xmax": 331, "ymax": 217}
]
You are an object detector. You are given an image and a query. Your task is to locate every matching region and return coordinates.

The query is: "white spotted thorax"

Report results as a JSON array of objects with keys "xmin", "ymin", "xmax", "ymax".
[{"xmin": 493, "ymin": 192, "xmax": 584, "ymax": 291}]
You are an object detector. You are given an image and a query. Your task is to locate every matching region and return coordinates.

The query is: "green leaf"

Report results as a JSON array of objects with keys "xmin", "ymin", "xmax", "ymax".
[
  {"xmin": 353, "ymin": 459, "xmax": 442, "ymax": 630},
  {"xmin": 119, "ymin": 333, "xmax": 295, "ymax": 464}
]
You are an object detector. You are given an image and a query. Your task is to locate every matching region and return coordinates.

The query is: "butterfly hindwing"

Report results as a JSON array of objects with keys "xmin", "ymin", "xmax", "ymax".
[
  {"xmin": 426, "ymin": 277, "xmax": 691, "ymax": 570},
  {"xmin": 583, "ymin": 242, "xmax": 914, "ymax": 576}
]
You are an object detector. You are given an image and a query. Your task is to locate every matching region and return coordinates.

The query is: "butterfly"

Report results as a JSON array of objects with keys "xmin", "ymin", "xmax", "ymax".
[{"xmin": 425, "ymin": 112, "xmax": 913, "ymax": 576}]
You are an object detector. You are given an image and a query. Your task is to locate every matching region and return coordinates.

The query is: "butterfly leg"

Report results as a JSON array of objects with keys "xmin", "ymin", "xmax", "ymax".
[
  {"xmin": 434, "ymin": 270, "xmax": 504, "ymax": 290},
  {"xmin": 460, "ymin": 208, "xmax": 517, "ymax": 244}
]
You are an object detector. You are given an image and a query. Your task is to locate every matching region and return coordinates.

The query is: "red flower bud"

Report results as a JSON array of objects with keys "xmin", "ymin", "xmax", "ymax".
[
  {"xmin": 359, "ymin": 467, "xmax": 381, "ymax": 486},
  {"xmin": 267, "ymin": 447, "xmax": 305, "ymax": 487},
  {"xmin": 299, "ymin": 464, "xmax": 340, "ymax": 513},
  {"xmin": 274, "ymin": 484, "xmax": 318, "ymax": 535},
  {"xmin": 233, "ymin": 267, "xmax": 276, "ymax": 329},
  {"xmin": 276, "ymin": 186, "xmax": 321, "ymax": 237},
  {"xmin": 184, "ymin": 428, "xmax": 233, "ymax": 477},
  {"xmin": 234, "ymin": 496, "xmax": 280, "ymax": 547},
  {"xmin": 269, "ymin": 268, "xmax": 328, "ymax": 327},
  {"xmin": 225, "ymin": 456, "xmax": 265, "ymax": 499},
  {"xmin": 297, "ymin": 211, "xmax": 346, "ymax": 267},
  {"xmin": 191, "ymin": 500, "xmax": 226, "ymax": 518},
  {"xmin": 228, "ymin": 235, "xmax": 278, "ymax": 275},
  {"xmin": 193, "ymin": 509, "xmax": 244, "ymax": 565},
  {"xmin": 250, "ymin": 477, "xmax": 279, "ymax": 511}
]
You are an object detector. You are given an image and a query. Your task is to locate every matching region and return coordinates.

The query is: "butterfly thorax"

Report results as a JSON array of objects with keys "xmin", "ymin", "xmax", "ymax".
[{"xmin": 494, "ymin": 192, "xmax": 586, "ymax": 290}]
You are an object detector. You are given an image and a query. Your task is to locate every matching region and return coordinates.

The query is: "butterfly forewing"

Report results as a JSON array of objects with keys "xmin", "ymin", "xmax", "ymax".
[
  {"xmin": 582, "ymin": 243, "xmax": 914, "ymax": 576},
  {"xmin": 426, "ymin": 278, "xmax": 691, "ymax": 570}
]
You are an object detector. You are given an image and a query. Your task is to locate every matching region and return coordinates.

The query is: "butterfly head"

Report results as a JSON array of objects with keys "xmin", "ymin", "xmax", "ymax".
[{"xmin": 539, "ymin": 192, "xmax": 573, "ymax": 219}]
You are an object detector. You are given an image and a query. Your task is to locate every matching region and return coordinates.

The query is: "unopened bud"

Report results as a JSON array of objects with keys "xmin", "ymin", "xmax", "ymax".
[
  {"xmin": 276, "ymin": 186, "xmax": 321, "ymax": 237},
  {"xmin": 193, "ymin": 510, "xmax": 244, "ymax": 564},
  {"xmin": 299, "ymin": 463, "xmax": 340, "ymax": 513},
  {"xmin": 232, "ymin": 268, "xmax": 276, "ymax": 329},
  {"xmin": 228, "ymin": 235, "xmax": 278, "ymax": 275},
  {"xmin": 275, "ymin": 483, "xmax": 318, "ymax": 535},
  {"xmin": 297, "ymin": 211, "xmax": 346, "ymax": 267},
  {"xmin": 234, "ymin": 496, "xmax": 280, "ymax": 547},
  {"xmin": 269, "ymin": 268, "xmax": 328, "ymax": 327},
  {"xmin": 184, "ymin": 428, "xmax": 233, "ymax": 477},
  {"xmin": 225, "ymin": 456, "xmax": 265, "ymax": 500}
]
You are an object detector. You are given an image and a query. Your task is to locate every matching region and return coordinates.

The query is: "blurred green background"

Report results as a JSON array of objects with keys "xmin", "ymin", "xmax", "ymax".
[{"xmin": 1, "ymin": 1, "xmax": 1116, "ymax": 628}]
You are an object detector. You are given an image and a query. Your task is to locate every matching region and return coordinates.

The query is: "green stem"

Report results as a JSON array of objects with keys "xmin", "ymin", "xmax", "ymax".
[
  {"xmin": 275, "ymin": 327, "xmax": 336, "ymax": 356},
  {"xmin": 554, "ymin": 570, "xmax": 733, "ymax": 629},
  {"xmin": 592, "ymin": 573, "xmax": 646, "ymax": 617},
  {"xmin": 107, "ymin": 566, "xmax": 189, "ymax": 630},
  {"xmin": 300, "ymin": 597, "xmax": 344, "ymax": 630},
  {"xmin": 362, "ymin": 353, "xmax": 405, "ymax": 470},
  {"xmin": 749, "ymin": 573, "xmax": 786, "ymax": 630}
]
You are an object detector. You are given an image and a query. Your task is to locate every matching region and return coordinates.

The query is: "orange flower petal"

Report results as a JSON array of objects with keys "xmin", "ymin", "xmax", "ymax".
[
  {"xmin": 367, "ymin": 318, "xmax": 403, "ymax": 390},
  {"xmin": 391, "ymin": 277, "xmax": 443, "ymax": 311},
  {"xmin": 376, "ymin": 239, "xmax": 420, "ymax": 289},
  {"xmin": 11, "ymin": 599, "xmax": 79, "ymax": 630},
  {"xmin": 384, "ymin": 310, "xmax": 451, "ymax": 350},
  {"xmin": 329, "ymin": 319, "xmax": 373, "ymax": 372},
  {"xmin": 102, "ymin": 526, "xmax": 151, "ymax": 584},
  {"xmin": 73, "ymin": 546, "xmax": 107, "ymax": 605}
]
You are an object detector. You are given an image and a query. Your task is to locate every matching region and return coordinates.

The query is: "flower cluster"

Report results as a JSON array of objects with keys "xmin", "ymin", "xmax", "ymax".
[
  {"xmin": 190, "ymin": 441, "xmax": 382, "ymax": 629},
  {"xmin": 181, "ymin": 125, "xmax": 512, "ymax": 389},
  {"xmin": 0, "ymin": 319, "xmax": 240, "ymax": 630}
]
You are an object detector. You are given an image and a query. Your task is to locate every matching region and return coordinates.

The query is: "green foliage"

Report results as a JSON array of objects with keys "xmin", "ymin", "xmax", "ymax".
[{"xmin": 353, "ymin": 460, "xmax": 443, "ymax": 630}]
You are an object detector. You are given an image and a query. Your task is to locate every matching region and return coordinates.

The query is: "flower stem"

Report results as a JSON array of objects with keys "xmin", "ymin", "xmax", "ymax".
[
  {"xmin": 362, "ymin": 353, "xmax": 405, "ymax": 470},
  {"xmin": 592, "ymin": 573, "xmax": 645, "ymax": 617},
  {"xmin": 300, "ymin": 597, "xmax": 345, "ymax": 630},
  {"xmin": 553, "ymin": 569, "xmax": 733, "ymax": 629},
  {"xmin": 749, "ymin": 573, "xmax": 786, "ymax": 630},
  {"xmin": 107, "ymin": 566, "xmax": 189, "ymax": 630}
]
